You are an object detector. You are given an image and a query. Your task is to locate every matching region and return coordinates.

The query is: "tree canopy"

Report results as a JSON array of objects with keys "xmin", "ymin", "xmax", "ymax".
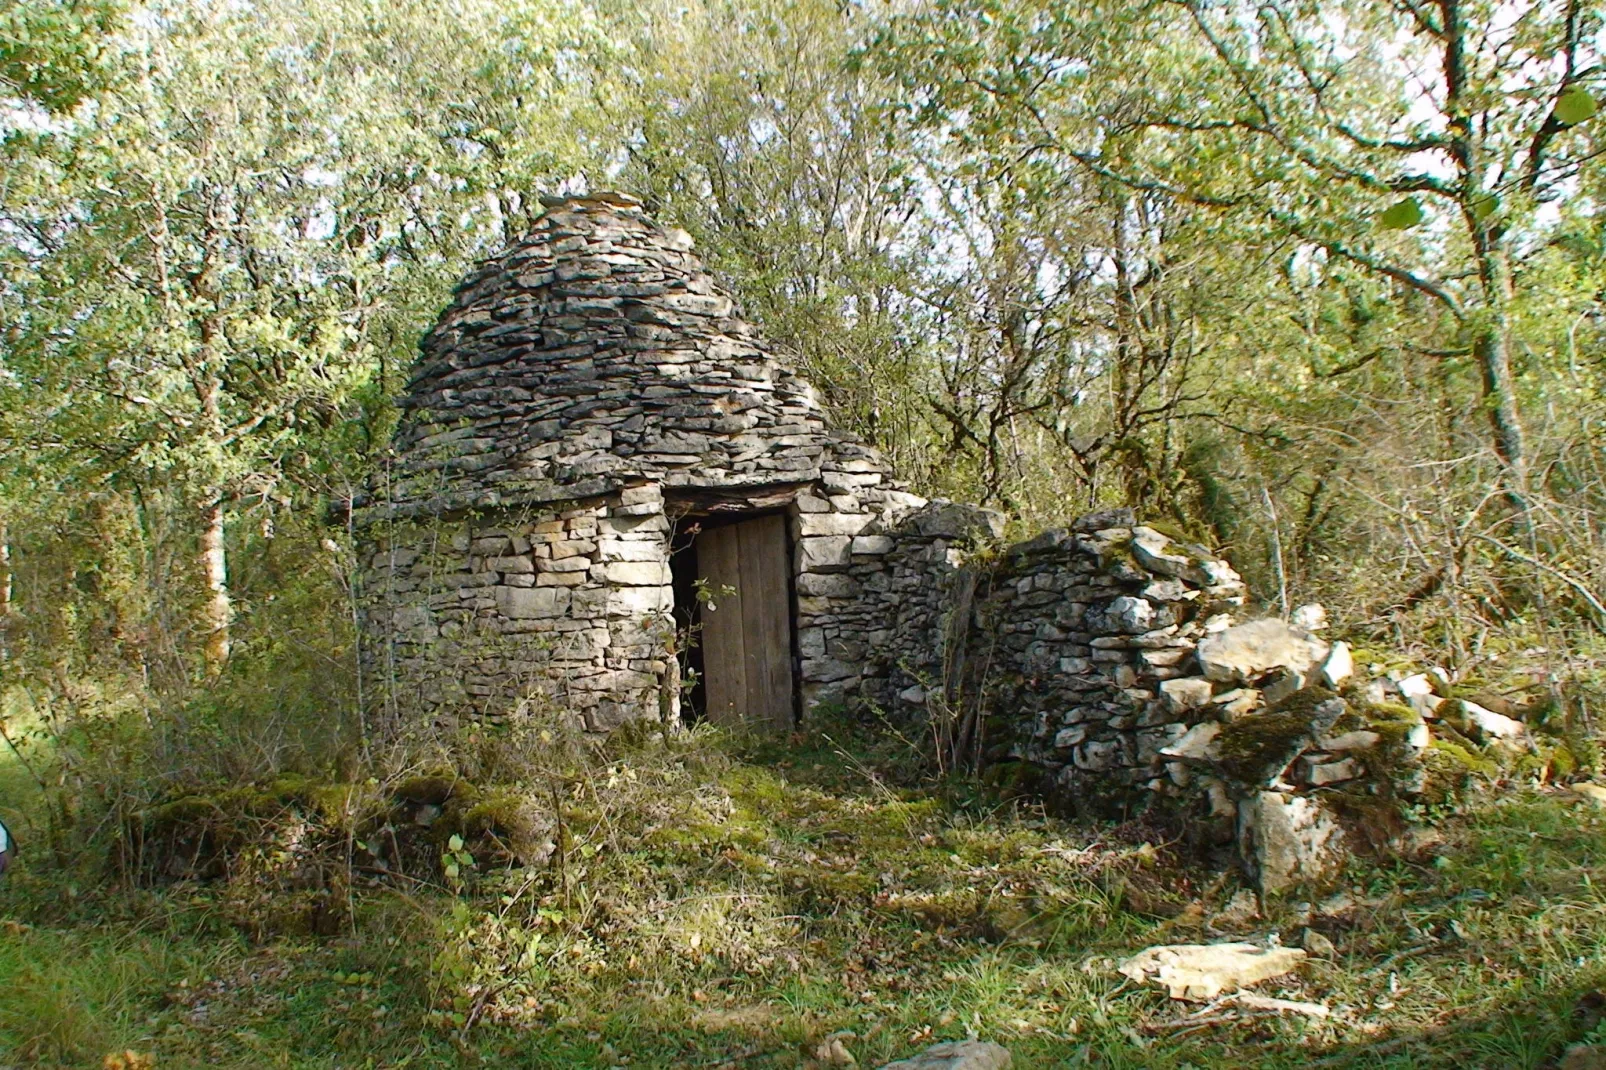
[{"xmin": 2, "ymin": 0, "xmax": 1603, "ymax": 698}]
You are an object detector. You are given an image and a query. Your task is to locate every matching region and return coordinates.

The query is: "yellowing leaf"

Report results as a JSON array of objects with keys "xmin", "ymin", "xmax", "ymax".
[
  {"xmin": 1379, "ymin": 198, "xmax": 1424, "ymax": 230},
  {"xmin": 448, "ymin": 834, "xmax": 464, "ymax": 851},
  {"xmin": 1557, "ymin": 87, "xmax": 1598, "ymax": 125}
]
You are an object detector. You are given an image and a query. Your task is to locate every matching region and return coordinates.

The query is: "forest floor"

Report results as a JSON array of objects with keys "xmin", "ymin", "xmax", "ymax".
[{"xmin": 4, "ymin": 723, "xmax": 1606, "ymax": 1069}]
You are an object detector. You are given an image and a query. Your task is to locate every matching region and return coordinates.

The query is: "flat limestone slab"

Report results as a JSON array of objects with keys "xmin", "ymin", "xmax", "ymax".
[
  {"xmin": 1118, "ymin": 942, "xmax": 1307, "ymax": 1001},
  {"xmin": 879, "ymin": 1040, "xmax": 1012, "ymax": 1070}
]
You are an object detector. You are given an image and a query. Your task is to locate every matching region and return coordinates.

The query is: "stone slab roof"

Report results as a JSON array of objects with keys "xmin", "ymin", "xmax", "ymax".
[{"xmin": 367, "ymin": 192, "xmax": 887, "ymax": 521}]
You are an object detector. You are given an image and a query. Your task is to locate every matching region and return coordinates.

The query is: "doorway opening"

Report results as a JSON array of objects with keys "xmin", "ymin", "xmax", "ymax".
[{"xmin": 668, "ymin": 512, "xmax": 797, "ymax": 730}]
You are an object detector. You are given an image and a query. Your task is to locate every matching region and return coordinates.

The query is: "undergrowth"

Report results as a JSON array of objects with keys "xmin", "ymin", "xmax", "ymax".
[{"xmin": 3, "ymin": 703, "xmax": 1606, "ymax": 1069}]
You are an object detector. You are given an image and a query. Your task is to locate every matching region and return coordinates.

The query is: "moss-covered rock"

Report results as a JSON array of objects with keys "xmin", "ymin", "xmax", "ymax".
[
  {"xmin": 1418, "ymin": 739, "xmax": 1499, "ymax": 806},
  {"xmin": 392, "ymin": 774, "xmax": 466, "ymax": 806},
  {"xmin": 457, "ymin": 791, "xmax": 555, "ymax": 865},
  {"xmin": 1214, "ymin": 687, "xmax": 1343, "ymax": 787}
]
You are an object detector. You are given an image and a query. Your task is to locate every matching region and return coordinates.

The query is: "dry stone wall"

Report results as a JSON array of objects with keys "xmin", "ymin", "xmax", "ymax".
[
  {"xmin": 362, "ymin": 489, "xmax": 674, "ymax": 730},
  {"xmin": 845, "ymin": 502, "xmax": 1524, "ymax": 892},
  {"xmin": 848, "ymin": 507, "xmax": 1253, "ymax": 811},
  {"xmin": 971, "ymin": 515, "xmax": 1250, "ymax": 806}
]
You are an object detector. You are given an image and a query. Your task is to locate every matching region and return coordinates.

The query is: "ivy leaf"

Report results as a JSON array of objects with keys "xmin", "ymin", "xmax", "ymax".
[
  {"xmin": 1379, "ymin": 198, "xmax": 1424, "ymax": 230},
  {"xmin": 444, "ymin": 862, "xmax": 460, "ymax": 880},
  {"xmin": 448, "ymin": 834, "xmax": 464, "ymax": 852},
  {"xmin": 1556, "ymin": 87, "xmax": 1598, "ymax": 125}
]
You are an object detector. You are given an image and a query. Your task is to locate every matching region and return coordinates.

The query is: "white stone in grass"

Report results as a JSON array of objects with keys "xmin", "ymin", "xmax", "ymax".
[
  {"xmin": 1459, "ymin": 699, "xmax": 1525, "ymax": 741},
  {"xmin": 1319, "ymin": 641, "xmax": 1354, "ymax": 688},
  {"xmin": 1117, "ymin": 942, "xmax": 1307, "ymax": 1001}
]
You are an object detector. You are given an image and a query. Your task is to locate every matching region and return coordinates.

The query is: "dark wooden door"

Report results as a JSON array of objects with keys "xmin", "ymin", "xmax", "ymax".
[{"xmin": 698, "ymin": 514, "xmax": 794, "ymax": 729}]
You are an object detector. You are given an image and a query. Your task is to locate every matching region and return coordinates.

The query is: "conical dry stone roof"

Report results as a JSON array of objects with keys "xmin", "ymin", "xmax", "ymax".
[{"xmin": 375, "ymin": 192, "xmax": 886, "ymax": 519}]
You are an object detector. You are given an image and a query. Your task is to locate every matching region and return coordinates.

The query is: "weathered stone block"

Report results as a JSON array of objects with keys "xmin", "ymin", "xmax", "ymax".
[
  {"xmin": 605, "ymin": 561, "xmax": 670, "ymax": 586},
  {"xmin": 605, "ymin": 585, "xmax": 670, "ymax": 618},
  {"xmin": 598, "ymin": 539, "xmax": 662, "ymax": 562},
  {"xmin": 851, "ymin": 535, "xmax": 895, "ymax": 555},
  {"xmin": 1197, "ymin": 618, "xmax": 1327, "ymax": 684},
  {"xmin": 799, "ymin": 536, "xmax": 852, "ymax": 571},
  {"xmin": 798, "ymin": 574, "xmax": 858, "ymax": 598},
  {"xmin": 496, "ymin": 586, "xmax": 569, "ymax": 619},
  {"xmin": 1160, "ymin": 676, "xmax": 1214, "ymax": 713},
  {"xmin": 798, "ymin": 512, "xmax": 873, "ymax": 536},
  {"xmin": 488, "ymin": 556, "xmax": 534, "ymax": 574},
  {"xmin": 539, "ymin": 555, "xmax": 592, "ymax": 573},
  {"xmin": 1237, "ymin": 791, "xmax": 1347, "ymax": 893}
]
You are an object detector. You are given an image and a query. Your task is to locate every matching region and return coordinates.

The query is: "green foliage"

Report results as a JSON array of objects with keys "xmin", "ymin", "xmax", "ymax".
[
  {"xmin": 0, "ymin": 0, "xmax": 122, "ymax": 112},
  {"xmin": 1378, "ymin": 198, "xmax": 1425, "ymax": 231},
  {"xmin": 1557, "ymin": 88, "xmax": 1599, "ymax": 126}
]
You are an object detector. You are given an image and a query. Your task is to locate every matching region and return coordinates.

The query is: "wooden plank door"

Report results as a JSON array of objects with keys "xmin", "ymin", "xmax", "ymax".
[{"xmin": 698, "ymin": 514, "xmax": 794, "ymax": 729}]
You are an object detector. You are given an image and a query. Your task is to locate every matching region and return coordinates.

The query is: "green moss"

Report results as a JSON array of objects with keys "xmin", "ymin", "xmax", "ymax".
[
  {"xmin": 1140, "ymin": 518, "xmax": 1210, "ymax": 548},
  {"xmin": 458, "ymin": 791, "xmax": 527, "ymax": 839},
  {"xmin": 304, "ymin": 782, "xmax": 373, "ymax": 829},
  {"xmin": 147, "ymin": 794, "xmax": 220, "ymax": 826},
  {"xmin": 1336, "ymin": 701, "xmax": 1425, "ymax": 787},
  {"xmin": 392, "ymin": 774, "xmax": 464, "ymax": 806},
  {"xmin": 145, "ymin": 775, "xmax": 367, "ymax": 836},
  {"xmin": 455, "ymin": 789, "xmax": 555, "ymax": 863},
  {"xmin": 1420, "ymin": 738, "xmax": 1499, "ymax": 806},
  {"xmin": 1214, "ymin": 687, "xmax": 1339, "ymax": 785},
  {"xmin": 1366, "ymin": 701, "xmax": 1421, "ymax": 725}
]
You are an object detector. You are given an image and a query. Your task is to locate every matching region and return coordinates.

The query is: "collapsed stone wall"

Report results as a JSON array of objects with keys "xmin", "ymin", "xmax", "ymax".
[
  {"xmin": 971, "ymin": 516, "xmax": 1250, "ymax": 805},
  {"xmin": 845, "ymin": 503, "xmax": 1538, "ymax": 893},
  {"xmin": 850, "ymin": 507, "xmax": 1249, "ymax": 808}
]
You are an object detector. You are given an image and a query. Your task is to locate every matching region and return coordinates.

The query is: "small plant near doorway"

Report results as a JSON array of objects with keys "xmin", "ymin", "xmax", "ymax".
[{"xmin": 650, "ymin": 575, "xmax": 738, "ymax": 730}]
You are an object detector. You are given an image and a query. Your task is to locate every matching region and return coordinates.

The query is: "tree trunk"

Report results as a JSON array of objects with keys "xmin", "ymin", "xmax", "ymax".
[
  {"xmin": 1442, "ymin": 0, "xmax": 1530, "ymax": 521},
  {"xmin": 0, "ymin": 520, "xmax": 11, "ymax": 622},
  {"xmin": 200, "ymin": 496, "xmax": 230, "ymax": 677},
  {"xmin": 1470, "ymin": 249, "xmax": 1529, "ymax": 520}
]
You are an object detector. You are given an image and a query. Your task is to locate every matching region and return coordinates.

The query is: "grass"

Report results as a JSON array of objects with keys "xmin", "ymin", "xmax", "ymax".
[{"xmin": 5, "ymin": 720, "xmax": 1606, "ymax": 1068}]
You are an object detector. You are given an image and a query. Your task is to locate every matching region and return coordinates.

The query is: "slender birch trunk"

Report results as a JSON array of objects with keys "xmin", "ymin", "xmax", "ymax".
[
  {"xmin": 0, "ymin": 520, "xmax": 12, "ymax": 660},
  {"xmin": 200, "ymin": 495, "xmax": 230, "ymax": 677},
  {"xmin": 0, "ymin": 520, "xmax": 11, "ymax": 620}
]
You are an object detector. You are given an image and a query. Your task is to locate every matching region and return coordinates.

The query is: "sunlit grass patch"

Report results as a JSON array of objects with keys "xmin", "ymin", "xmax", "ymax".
[
  {"xmin": 0, "ymin": 922, "xmax": 233, "ymax": 1066},
  {"xmin": 11, "ymin": 714, "xmax": 1606, "ymax": 1068}
]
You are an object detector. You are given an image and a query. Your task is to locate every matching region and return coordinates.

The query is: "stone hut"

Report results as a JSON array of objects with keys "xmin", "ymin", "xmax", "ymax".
[
  {"xmin": 358, "ymin": 192, "xmax": 929, "ymax": 731},
  {"xmin": 358, "ymin": 199, "xmax": 1495, "ymax": 888},
  {"xmin": 358, "ymin": 192, "xmax": 1263, "ymax": 815}
]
